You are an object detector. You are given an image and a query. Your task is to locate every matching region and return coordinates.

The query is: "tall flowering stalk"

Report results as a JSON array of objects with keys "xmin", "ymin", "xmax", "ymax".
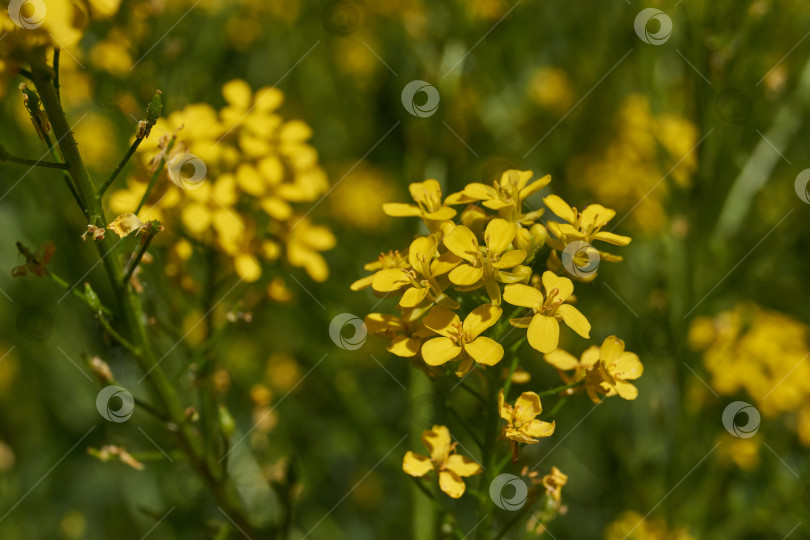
[{"xmin": 355, "ymin": 170, "xmax": 643, "ymax": 538}]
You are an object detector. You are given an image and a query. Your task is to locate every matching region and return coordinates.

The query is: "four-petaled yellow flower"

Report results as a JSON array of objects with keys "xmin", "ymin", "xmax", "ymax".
[
  {"xmin": 371, "ymin": 235, "xmax": 460, "ymax": 319},
  {"xmin": 585, "ymin": 336, "xmax": 644, "ymax": 402},
  {"xmin": 421, "ymin": 303, "xmax": 503, "ymax": 376},
  {"xmin": 402, "ymin": 425, "xmax": 483, "ymax": 498},
  {"xmin": 350, "ymin": 250, "xmax": 410, "ymax": 291},
  {"xmin": 503, "ymin": 271, "xmax": 591, "ymax": 353},
  {"xmin": 444, "ymin": 219, "xmax": 530, "ymax": 306},
  {"xmin": 544, "ymin": 345, "xmax": 601, "ymax": 392},
  {"xmin": 446, "ymin": 169, "xmax": 550, "ymax": 224},
  {"xmin": 383, "ymin": 179, "xmax": 457, "ymax": 231},
  {"xmin": 498, "ymin": 390, "xmax": 555, "ymax": 461}
]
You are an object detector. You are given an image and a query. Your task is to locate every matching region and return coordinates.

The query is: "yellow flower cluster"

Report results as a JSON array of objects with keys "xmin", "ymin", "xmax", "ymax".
[
  {"xmin": 355, "ymin": 170, "xmax": 642, "ymax": 497},
  {"xmin": 689, "ymin": 302, "xmax": 810, "ymax": 444},
  {"xmin": 403, "ymin": 425, "xmax": 482, "ymax": 498},
  {"xmin": 110, "ymin": 80, "xmax": 334, "ymax": 286},
  {"xmin": 568, "ymin": 94, "xmax": 699, "ymax": 232},
  {"xmin": 604, "ymin": 511, "xmax": 696, "ymax": 540}
]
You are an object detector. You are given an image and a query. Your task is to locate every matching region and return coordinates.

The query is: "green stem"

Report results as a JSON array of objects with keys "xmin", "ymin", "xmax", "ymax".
[
  {"xmin": 536, "ymin": 380, "xmax": 584, "ymax": 398},
  {"xmin": 476, "ymin": 370, "xmax": 500, "ymax": 540},
  {"xmin": 28, "ymin": 60, "xmax": 261, "ymax": 537},
  {"xmin": 135, "ymin": 138, "xmax": 174, "ymax": 215},
  {"xmin": 410, "ymin": 369, "xmax": 437, "ymax": 540},
  {"xmin": 98, "ymin": 136, "xmax": 143, "ymax": 197},
  {"xmin": 121, "ymin": 232, "xmax": 157, "ymax": 288},
  {"xmin": 96, "ymin": 312, "xmax": 141, "ymax": 357},
  {"xmin": 46, "ymin": 270, "xmax": 112, "ymax": 316},
  {"xmin": 0, "ymin": 154, "xmax": 71, "ymax": 169}
]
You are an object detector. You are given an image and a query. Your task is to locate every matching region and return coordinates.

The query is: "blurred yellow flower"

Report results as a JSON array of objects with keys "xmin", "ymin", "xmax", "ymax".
[
  {"xmin": 402, "ymin": 425, "xmax": 482, "ymax": 498},
  {"xmin": 604, "ymin": 511, "xmax": 696, "ymax": 540},
  {"xmin": 329, "ymin": 166, "xmax": 396, "ymax": 231}
]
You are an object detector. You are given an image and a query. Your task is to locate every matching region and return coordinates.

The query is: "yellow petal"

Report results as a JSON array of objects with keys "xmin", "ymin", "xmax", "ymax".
[
  {"xmin": 421, "ymin": 337, "xmax": 462, "ymax": 366},
  {"xmin": 464, "ymin": 336, "xmax": 503, "ymax": 366},
  {"xmin": 513, "ymin": 392, "xmax": 543, "ymax": 424},
  {"xmin": 260, "ymin": 197, "xmax": 293, "ymax": 221},
  {"xmin": 556, "ymin": 304, "xmax": 591, "ymax": 339},
  {"xmin": 410, "ymin": 179, "xmax": 442, "ymax": 202},
  {"xmin": 371, "ymin": 269, "xmax": 410, "ymax": 292},
  {"xmin": 443, "ymin": 225, "xmax": 479, "ymax": 263},
  {"xmin": 519, "ymin": 174, "xmax": 551, "ymax": 200},
  {"xmin": 423, "ymin": 425, "xmax": 451, "ymax": 463},
  {"xmin": 222, "ymin": 79, "xmax": 252, "ymax": 109},
  {"xmin": 492, "ymin": 249, "xmax": 526, "ymax": 269},
  {"xmin": 445, "ymin": 454, "xmax": 482, "ymax": 477},
  {"xmin": 402, "ymin": 451, "xmax": 433, "ymax": 477},
  {"xmin": 463, "ymin": 182, "xmax": 498, "ymax": 201},
  {"xmin": 498, "ymin": 390, "xmax": 512, "ymax": 421},
  {"xmin": 408, "ymin": 236, "xmax": 438, "ymax": 273},
  {"xmin": 234, "ymin": 254, "xmax": 261, "ymax": 282},
  {"xmin": 614, "ymin": 352, "xmax": 644, "ymax": 380},
  {"xmin": 592, "ymin": 231, "xmax": 632, "ymax": 246},
  {"xmin": 543, "ymin": 194, "xmax": 576, "ymax": 224},
  {"xmin": 423, "ymin": 306, "xmax": 461, "ymax": 337},
  {"xmin": 523, "ymin": 419, "xmax": 555, "ymax": 438},
  {"xmin": 235, "ymin": 163, "xmax": 264, "ymax": 196},
  {"xmin": 503, "ymin": 284, "xmax": 544, "ymax": 309},
  {"xmin": 614, "ymin": 381, "xmax": 639, "ymax": 400},
  {"xmin": 580, "ymin": 346, "xmax": 600, "ymax": 367},
  {"xmin": 350, "ymin": 275, "xmax": 374, "ymax": 291},
  {"xmin": 484, "ymin": 219, "xmax": 517, "ymax": 255},
  {"xmin": 108, "ymin": 213, "xmax": 144, "ymax": 237},
  {"xmin": 364, "ymin": 313, "xmax": 406, "ymax": 334},
  {"xmin": 425, "ymin": 207, "xmax": 457, "ymax": 220},
  {"xmin": 462, "ymin": 303, "xmax": 502, "ymax": 339},
  {"xmin": 527, "ymin": 315, "xmax": 560, "ymax": 354},
  {"xmin": 388, "ymin": 336, "xmax": 421, "ymax": 358},
  {"xmin": 383, "ymin": 203, "xmax": 422, "ymax": 217},
  {"xmin": 439, "ymin": 470, "xmax": 466, "ymax": 499},
  {"xmin": 430, "ymin": 251, "xmax": 462, "ymax": 276},
  {"xmin": 544, "ymin": 349, "xmax": 579, "ymax": 371},
  {"xmin": 541, "ymin": 271, "xmax": 574, "ymax": 301},
  {"xmin": 579, "ymin": 204, "xmax": 616, "ymax": 231},
  {"xmin": 600, "ymin": 336, "xmax": 626, "ymax": 364},
  {"xmin": 399, "ymin": 286, "xmax": 429, "ymax": 308},
  {"xmin": 449, "ymin": 264, "xmax": 484, "ymax": 286}
]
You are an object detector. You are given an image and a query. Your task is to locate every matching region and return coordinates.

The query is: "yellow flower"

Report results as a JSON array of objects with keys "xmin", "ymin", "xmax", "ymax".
[
  {"xmin": 541, "ymin": 466, "xmax": 568, "ymax": 502},
  {"xmin": 443, "ymin": 218, "xmax": 530, "ymax": 306},
  {"xmin": 543, "ymin": 195, "xmax": 630, "ymax": 278},
  {"xmin": 350, "ymin": 250, "xmax": 410, "ymax": 291},
  {"xmin": 364, "ymin": 312, "xmax": 433, "ymax": 358},
  {"xmin": 544, "ymin": 345, "xmax": 600, "ymax": 392},
  {"xmin": 372, "ymin": 235, "xmax": 460, "ymax": 317},
  {"xmin": 383, "ymin": 179, "xmax": 456, "ymax": 231},
  {"xmin": 498, "ymin": 390, "xmax": 555, "ymax": 461},
  {"xmin": 503, "ymin": 271, "xmax": 591, "ymax": 353},
  {"xmin": 402, "ymin": 425, "xmax": 482, "ymax": 499},
  {"xmin": 421, "ymin": 303, "xmax": 503, "ymax": 376},
  {"xmin": 446, "ymin": 170, "xmax": 549, "ymax": 224},
  {"xmin": 585, "ymin": 336, "xmax": 643, "ymax": 402}
]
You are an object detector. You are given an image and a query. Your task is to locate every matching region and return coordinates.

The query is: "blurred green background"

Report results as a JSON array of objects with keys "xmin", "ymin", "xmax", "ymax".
[{"xmin": 1, "ymin": 0, "xmax": 809, "ymax": 538}]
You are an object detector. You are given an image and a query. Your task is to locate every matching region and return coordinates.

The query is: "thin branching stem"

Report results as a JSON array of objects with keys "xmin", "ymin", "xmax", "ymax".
[{"xmin": 98, "ymin": 136, "xmax": 143, "ymax": 197}]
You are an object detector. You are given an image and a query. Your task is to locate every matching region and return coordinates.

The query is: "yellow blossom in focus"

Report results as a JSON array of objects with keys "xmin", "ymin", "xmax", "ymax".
[
  {"xmin": 351, "ymin": 250, "xmax": 410, "ymax": 291},
  {"xmin": 498, "ymin": 390, "xmax": 555, "ymax": 461},
  {"xmin": 584, "ymin": 336, "xmax": 644, "ymax": 402},
  {"xmin": 421, "ymin": 303, "xmax": 503, "ymax": 376},
  {"xmin": 402, "ymin": 425, "xmax": 482, "ymax": 498},
  {"xmin": 503, "ymin": 271, "xmax": 591, "ymax": 354},
  {"xmin": 364, "ymin": 312, "xmax": 433, "ymax": 358},
  {"xmin": 383, "ymin": 179, "xmax": 456, "ymax": 232}
]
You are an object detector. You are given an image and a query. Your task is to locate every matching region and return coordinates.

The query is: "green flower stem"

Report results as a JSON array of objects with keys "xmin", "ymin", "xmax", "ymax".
[
  {"xmin": 410, "ymin": 369, "xmax": 437, "ymax": 540},
  {"xmin": 135, "ymin": 142, "xmax": 172, "ymax": 215},
  {"xmin": 45, "ymin": 269, "xmax": 112, "ymax": 316},
  {"xmin": 447, "ymin": 406, "xmax": 484, "ymax": 449},
  {"xmin": 476, "ymin": 368, "xmax": 500, "ymax": 540},
  {"xmin": 95, "ymin": 311, "xmax": 141, "ymax": 357},
  {"xmin": 120, "ymin": 229, "xmax": 158, "ymax": 288},
  {"xmin": 97, "ymin": 135, "xmax": 143, "ymax": 198},
  {"xmin": 28, "ymin": 60, "xmax": 261, "ymax": 537},
  {"xmin": 535, "ymin": 380, "xmax": 584, "ymax": 398}
]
